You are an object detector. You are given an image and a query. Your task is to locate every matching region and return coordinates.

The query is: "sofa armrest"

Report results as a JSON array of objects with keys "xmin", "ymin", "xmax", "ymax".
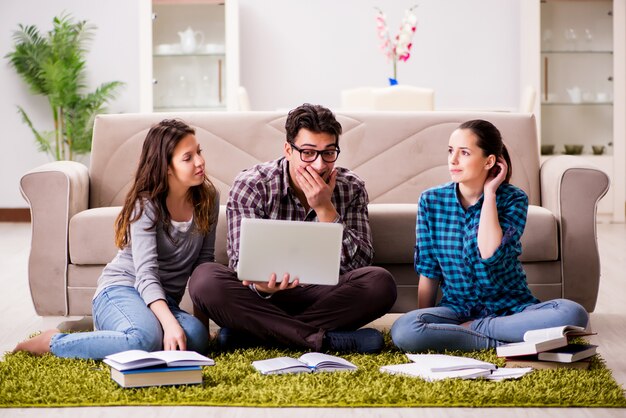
[
  {"xmin": 540, "ymin": 156, "xmax": 609, "ymax": 312},
  {"xmin": 20, "ymin": 161, "xmax": 90, "ymax": 315}
]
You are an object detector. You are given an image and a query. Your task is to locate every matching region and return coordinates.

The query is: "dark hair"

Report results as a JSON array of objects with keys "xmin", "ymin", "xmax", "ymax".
[
  {"xmin": 458, "ymin": 119, "xmax": 512, "ymax": 183},
  {"xmin": 285, "ymin": 103, "xmax": 342, "ymax": 145},
  {"xmin": 114, "ymin": 119, "xmax": 218, "ymax": 248}
]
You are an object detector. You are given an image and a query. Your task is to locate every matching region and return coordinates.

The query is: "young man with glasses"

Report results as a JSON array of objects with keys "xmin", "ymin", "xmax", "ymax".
[{"xmin": 189, "ymin": 103, "xmax": 397, "ymax": 353}]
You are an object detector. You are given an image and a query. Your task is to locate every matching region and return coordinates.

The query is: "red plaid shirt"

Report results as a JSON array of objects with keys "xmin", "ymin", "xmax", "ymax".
[{"xmin": 226, "ymin": 157, "xmax": 374, "ymax": 274}]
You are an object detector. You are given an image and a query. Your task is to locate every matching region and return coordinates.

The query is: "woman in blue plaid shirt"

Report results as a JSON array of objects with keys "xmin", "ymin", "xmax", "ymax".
[{"xmin": 390, "ymin": 119, "xmax": 588, "ymax": 352}]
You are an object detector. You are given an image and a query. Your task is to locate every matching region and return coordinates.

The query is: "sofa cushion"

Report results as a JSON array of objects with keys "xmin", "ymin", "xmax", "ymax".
[
  {"xmin": 369, "ymin": 203, "xmax": 557, "ymax": 265},
  {"xmin": 69, "ymin": 204, "xmax": 557, "ymax": 266},
  {"xmin": 69, "ymin": 207, "xmax": 119, "ymax": 265},
  {"xmin": 69, "ymin": 204, "xmax": 229, "ymax": 266}
]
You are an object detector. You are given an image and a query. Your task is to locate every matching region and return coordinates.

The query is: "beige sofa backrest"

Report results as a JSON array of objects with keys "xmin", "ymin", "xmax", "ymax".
[
  {"xmin": 90, "ymin": 112, "xmax": 540, "ymax": 208},
  {"xmin": 21, "ymin": 110, "xmax": 609, "ymax": 316}
]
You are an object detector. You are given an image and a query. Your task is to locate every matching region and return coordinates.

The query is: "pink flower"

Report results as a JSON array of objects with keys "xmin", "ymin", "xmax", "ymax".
[{"xmin": 375, "ymin": 5, "xmax": 418, "ymax": 80}]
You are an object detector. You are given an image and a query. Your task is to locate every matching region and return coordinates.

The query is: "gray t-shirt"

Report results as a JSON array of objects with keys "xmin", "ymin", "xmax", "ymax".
[{"xmin": 95, "ymin": 197, "xmax": 219, "ymax": 306}]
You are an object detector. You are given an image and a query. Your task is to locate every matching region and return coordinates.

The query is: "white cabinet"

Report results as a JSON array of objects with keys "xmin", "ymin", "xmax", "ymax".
[
  {"xmin": 522, "ymin": 0, "xmax": 625, "ymax": 222},
  {"xmin": 540, "ymin": 1, "xmax": 613, "ymax": 157},
  {"xmin": 146, "ymin": 0, "xmax": 239, "ymax": 111}
]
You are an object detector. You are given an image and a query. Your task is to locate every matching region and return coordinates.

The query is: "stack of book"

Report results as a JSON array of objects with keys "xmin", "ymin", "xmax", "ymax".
[
  {"xmin": 103, "ymin": 349, "xmax": 214, "ymax": 388},
  {"xmin": 496, "ymin": 325, "xmax": 597, "ymax": 370}
]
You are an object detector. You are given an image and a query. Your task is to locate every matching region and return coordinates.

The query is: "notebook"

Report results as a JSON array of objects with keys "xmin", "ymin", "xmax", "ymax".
[{"xmin": 236, "ymin": 218, "xmax": 343, "ymax": 285}]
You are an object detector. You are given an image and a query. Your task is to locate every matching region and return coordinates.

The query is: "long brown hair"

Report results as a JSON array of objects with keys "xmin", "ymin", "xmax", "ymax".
[{"xmin": 114, "ymin": 119, "xmax": 217, "ymax": 248}]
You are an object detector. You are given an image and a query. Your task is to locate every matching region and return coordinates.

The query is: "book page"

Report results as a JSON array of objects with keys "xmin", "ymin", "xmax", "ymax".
[
  {"xmin": 405, "ymin": 354, "xmax": 496, "ymax": 372},
  {"xmin": 485, "ymin": 367, "xmax": 532, "ymax": 381},
  {"xmin": 380, "ymin": 363, "xmax": 491, "ymax": 381},
  {"xmin": 151, "ymin": 350, "xmax": 214, "ymax": 365},
  {"xmin": 105, "ymin": 350, "xmax": 155, "ymax": 363},
  {"xmin": 522, "ymin": 325, "xmax": 585, "ymax": 342},
  {"xmin": 298, "ymin": 352, "xmax": 356, "ymax": 369},
  {"xmin": 252, "ymin": 357, "xmax": 311, "ymax": 374},
  {"xmin": 104, "ymin": 350, "xmax": 165, "ymax": 371},
  {"xmin": 496, "ymin": 335, "xmax": 567, "ymax": 357}
]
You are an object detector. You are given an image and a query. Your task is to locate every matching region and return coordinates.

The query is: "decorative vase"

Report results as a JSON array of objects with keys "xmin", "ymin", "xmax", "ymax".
[{"xmin": 388, "ymin": 77, "xmax": 398, "ymax": 86}]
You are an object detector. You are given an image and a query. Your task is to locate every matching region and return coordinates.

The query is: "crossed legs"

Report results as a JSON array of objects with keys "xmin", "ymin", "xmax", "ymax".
[
  {"xmin": 189, "ymin": 262, "xmax": 397, "ymax": 351},
  {"xmin": 391, "ymin": 298, "xmax": 589, "ymax": 352}
]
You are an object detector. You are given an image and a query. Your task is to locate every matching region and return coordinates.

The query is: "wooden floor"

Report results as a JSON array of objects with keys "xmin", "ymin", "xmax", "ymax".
[{"xmin": 1, "ymin": 222, "xmax": 625, "ymax": 417}]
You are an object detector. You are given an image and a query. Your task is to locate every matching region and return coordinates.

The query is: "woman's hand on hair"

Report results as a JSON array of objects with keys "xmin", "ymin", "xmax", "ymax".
[{"xmin": 484, "ymin": 157, "xmax": 508, "ymax": 195}]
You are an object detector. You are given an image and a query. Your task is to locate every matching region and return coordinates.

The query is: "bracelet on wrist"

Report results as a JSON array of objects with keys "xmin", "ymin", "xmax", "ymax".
[{"xmin": 249, "ymin": 283, "xmax": 272, "ymax": 299}]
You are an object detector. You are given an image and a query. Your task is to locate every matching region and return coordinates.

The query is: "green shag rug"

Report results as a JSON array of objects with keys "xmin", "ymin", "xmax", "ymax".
[{"xmin": 1, "ymin": 336, "xmax": 625, "ymax": 408}]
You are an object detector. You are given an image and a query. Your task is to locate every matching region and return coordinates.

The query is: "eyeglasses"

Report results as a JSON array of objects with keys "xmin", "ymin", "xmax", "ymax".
[{"xmin": 289, "ymin": 143, "xmax": 340, "ymax": 163}]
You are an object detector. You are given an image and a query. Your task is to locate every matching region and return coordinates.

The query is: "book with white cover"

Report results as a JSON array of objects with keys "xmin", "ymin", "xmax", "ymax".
[
  {"xmin": 485, "ymin": 367, "xmax": 533, "ymax": 381},
  {"xmin": 496, "ymin": 325, "xmax": 591, "ymax": 358},
  {"xmin": 252, "ymin": 352, "xmax": 357, "ymax": 375},
  {"xmin": 537, "ymin": 343, "xmax": 597, "ymax": 363},
  {"xmin": 380, "ymin": 354, "xmax": 497, "ymax": 381},
  {"xmin": 380, "ymin": 363, "xmax": 492, "ymax": 381},
  {"xmin": 381, "ymin": 353, "xmax": 533, "ymax": 382},
  {"xmin": 405, "ymin": 354, "xmax": 497, "ymax": 372},
  {"xmin": 104, "ymin": 349, "xmax": 214, "ymax": 371}
]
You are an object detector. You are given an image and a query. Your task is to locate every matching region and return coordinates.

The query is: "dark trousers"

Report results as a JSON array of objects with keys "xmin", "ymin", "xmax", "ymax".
[{"xmin": 188, "ymin": 263, "xmax": 397, "ymax": 351}]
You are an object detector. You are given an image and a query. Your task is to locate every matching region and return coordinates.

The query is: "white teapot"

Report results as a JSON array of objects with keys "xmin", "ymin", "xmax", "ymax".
[{"xmin": 178, "ymin": 27, "xmax": 204, "ymax": 54}]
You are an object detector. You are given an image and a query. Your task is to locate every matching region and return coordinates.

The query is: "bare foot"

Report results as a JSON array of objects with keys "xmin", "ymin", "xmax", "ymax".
[{"xmin": 13, "ymin": 329, "xmax": 60, "ymax": 355}]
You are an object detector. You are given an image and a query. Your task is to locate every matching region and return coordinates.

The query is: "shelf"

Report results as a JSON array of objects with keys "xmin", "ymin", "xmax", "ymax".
[
  {"xmin": 541, "ymin": 50, "xmax": 613, "ymax": 54},
  {"xmin": 541, "ymin": 154, "xmax": 612, "ymax": 159},
  {"xmin": 541, "ymin": 102, "xmax": 613, "ymax": 106},
  {"xmin": 153, "ymin": 0, "xmax": 224, "ymax": 4},
  {"xmin": 153, "ymin": 105, "xmax": 226, "ymax": 112},
  {"xmin": 153, "ymin": 52, "xmax": 225, "ymax": 57}
]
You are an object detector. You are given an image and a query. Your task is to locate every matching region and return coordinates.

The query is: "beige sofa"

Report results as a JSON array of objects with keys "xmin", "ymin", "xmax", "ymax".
[{"xmin": 20, "ymin": 111, "xmax": 609, "ymax": 318}]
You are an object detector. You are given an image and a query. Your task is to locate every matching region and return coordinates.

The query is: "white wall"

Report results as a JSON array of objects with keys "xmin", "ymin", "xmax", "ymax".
[
  {"xmin": 238, "ymin": 0, "xmax": 522, "ymax": 111},
  {"xmin": 0, "ymin": 0, "xmax": 145, "ymax": 208},
  {"xmin": 1, "ymin": 0, "xmax": 522, "ymax": 208}
]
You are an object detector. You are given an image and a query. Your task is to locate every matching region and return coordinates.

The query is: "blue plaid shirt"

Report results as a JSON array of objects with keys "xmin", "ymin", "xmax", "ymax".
[{"xmin": 415, "ymin": 182, "xmax": 539, "ymax": 317}]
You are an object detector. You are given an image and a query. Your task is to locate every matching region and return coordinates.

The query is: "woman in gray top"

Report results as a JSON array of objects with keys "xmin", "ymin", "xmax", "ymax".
[{"xmin": 14, "ymin": 119, "xmax": 219, "ymax": 358}]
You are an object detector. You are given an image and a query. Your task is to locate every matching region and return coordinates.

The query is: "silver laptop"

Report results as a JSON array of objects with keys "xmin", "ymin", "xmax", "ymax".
[{"xmin": 236, "ymin": 218, "xmax": 343, "ymax": 286}]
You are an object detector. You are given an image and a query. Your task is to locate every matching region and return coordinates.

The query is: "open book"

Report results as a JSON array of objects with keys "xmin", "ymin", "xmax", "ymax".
[
  {"xmin": 380, "ymin": 354, "xmax": 496, "ymax": 381},
  {"xmin": 252, "ymin": 352, "xmax": 357, "ymax": 375},
  {"xmin": 405, "ymin": 354, "xmax": 497, "ymax": 372},
  {"xmin": 487, "ymin": 367, "xmax": 533, "ymax": 381},
  {"xmin": 380, "ymin": 354, "xmax": 532, "ymax": 381},
  {"xmin": 496, "ymin": 325, "xmax": 592, "ymax": 358},
  {"xmin": 103, "ymin": 349, "xmax": 214, "ymax": 371}
]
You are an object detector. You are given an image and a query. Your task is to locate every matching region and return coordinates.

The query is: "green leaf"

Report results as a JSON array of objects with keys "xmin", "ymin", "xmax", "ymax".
[
  {"xmin": 16, "ymin": 106, "xmax": 55, "ymax": 158},
  {"xmin": 6, "ymin": 13, "xmax": 123, "ymax": 160}
]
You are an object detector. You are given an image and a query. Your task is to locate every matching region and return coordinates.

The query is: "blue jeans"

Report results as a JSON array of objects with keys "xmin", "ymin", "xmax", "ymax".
[
  {"xmin": 390, "ymin": 298, "xmax": 589, "ymax": 352},
  {"xmin": 50, "ymin": 285, "xmax": 209, "ymax": 359}
]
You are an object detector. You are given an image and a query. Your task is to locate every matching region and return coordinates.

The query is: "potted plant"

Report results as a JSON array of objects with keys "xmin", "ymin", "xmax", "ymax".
[{"xmin": 5, "ymin": 13, "xmax": 124, "ymax": 161}]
